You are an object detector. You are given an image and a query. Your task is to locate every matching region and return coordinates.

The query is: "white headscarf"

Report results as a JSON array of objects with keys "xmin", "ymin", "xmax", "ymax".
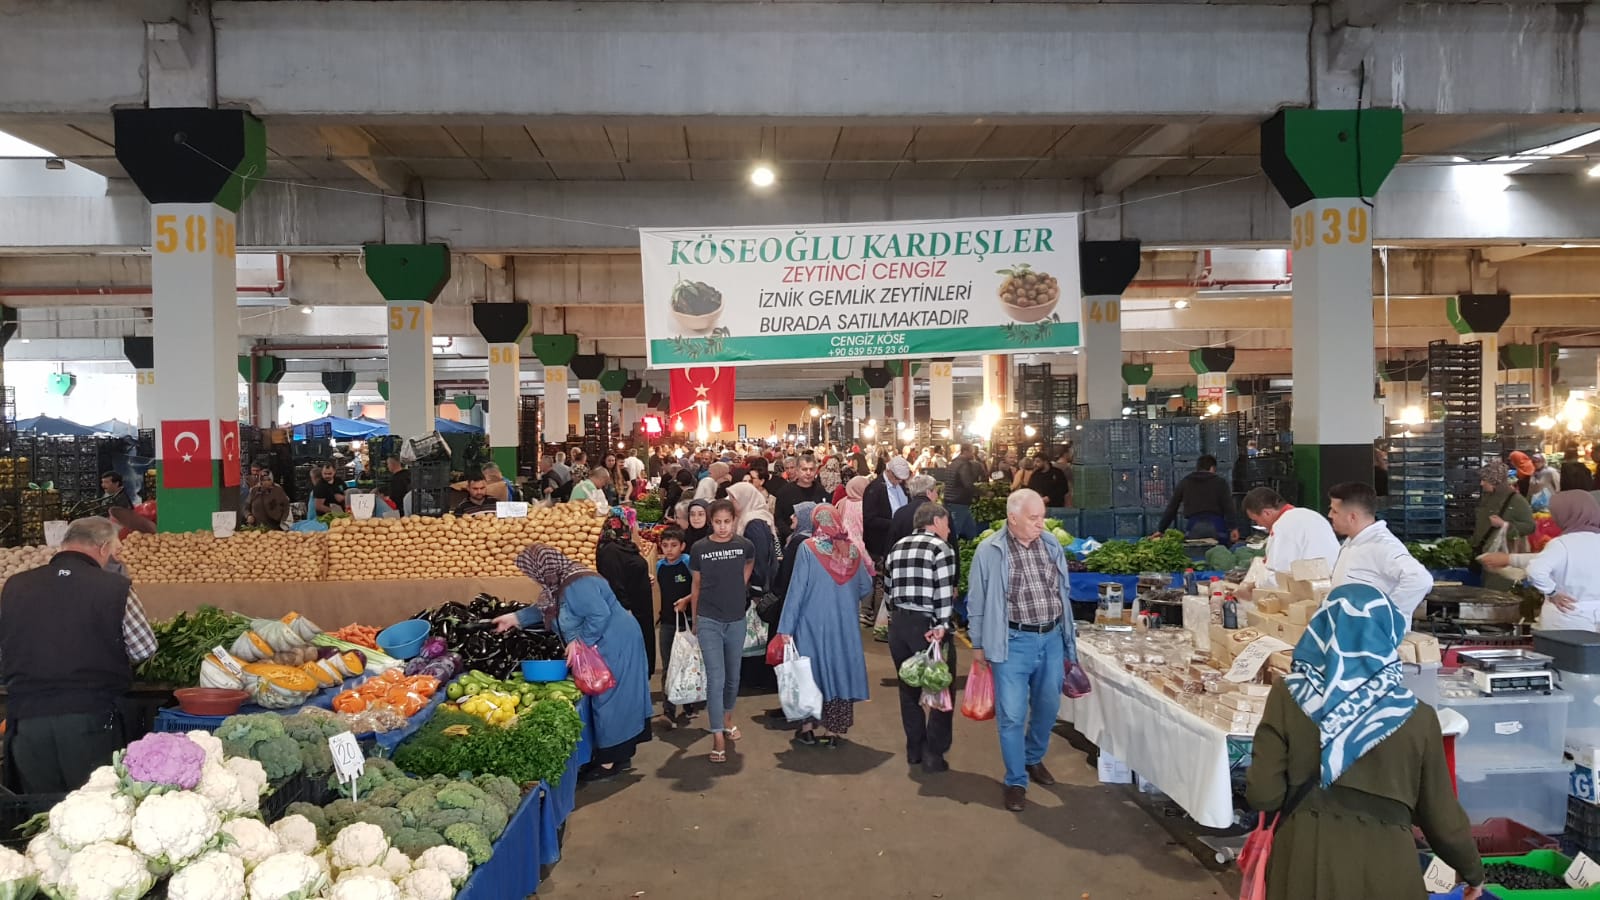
[{"xmin": 727, "ymin": 481, "xmax": 776, "ymax": 535}]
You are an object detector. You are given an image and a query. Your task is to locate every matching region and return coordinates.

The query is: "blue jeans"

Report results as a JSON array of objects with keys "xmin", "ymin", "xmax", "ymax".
[
  {"xmin": 696, "ymin": 616, "xmax": 744, "ymax": 734},
  {"xmin": 990, "ymin": 624, "xmax": 1066, "ymax": 788},
  {"xmin": 946, "ymin": 503, "xmax": 980, "ymax": 541}
]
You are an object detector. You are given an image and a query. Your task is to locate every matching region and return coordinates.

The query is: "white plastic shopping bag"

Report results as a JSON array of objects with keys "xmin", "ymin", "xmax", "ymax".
[
  {"xmin": 665, "ymin": 614, "xmax": 707, "ymax": 706},
  {"xmin": 742, "ymin": 602, "xmax": 769, "ymax": 657},
  {"xmin": 776, "ymin": 638, "xmax": 823, "ymax": 722}
]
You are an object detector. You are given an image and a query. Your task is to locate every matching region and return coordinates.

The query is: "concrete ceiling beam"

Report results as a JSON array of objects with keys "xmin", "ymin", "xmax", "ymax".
[
  {"xmin": 1094, "ymin": 124, "xmax": 1199, "ymax": 196},
  {"xmin": 315, "ymin": 125, "xmax": 413, "ymax": 195}
]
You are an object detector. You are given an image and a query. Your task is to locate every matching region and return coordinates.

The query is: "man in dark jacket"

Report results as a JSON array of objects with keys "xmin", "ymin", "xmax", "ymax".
[
  {"xmin": 1154, "ymin": 455, "xmax": 1239, "ymax": 541},
  {"xmin": 773, "ymin": 457, "xmax": 828, "ymax": 543},
  {"xmin": 888, "ymin": 474, "xmax": 939, "ymax": 549},
  {"xmin": 862, "ymin": 457, "xmax": 913, "ymax": 629},
  {"xmin": 0, "ymin": 517, "xmax": 156, "ymax": 792}
]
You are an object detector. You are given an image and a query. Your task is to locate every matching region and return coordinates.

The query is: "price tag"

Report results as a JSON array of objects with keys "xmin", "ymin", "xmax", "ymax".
[
  {"xmin": 328, "ymin": 732, "xmax": 365, "ymax": 800},
  {"xmin": 210, "ymin": 646, "xmax": 244, "ymax": 679},
  {"xmin": 1224, "ymin": 635, "xmax": 1294, "ymax": 683},
  {"xmin": 1567, "ymin": 852, "xmax": 1600, "ymax": 889},
  {"xmin": 348, "ymin": 493, "xmax": 376, "ymax": 520},
  {"xmin": 1422, "ymin": 857, "xmax": 1457, "ymax": 893},
  {"xmin": 211, "ymin": 511, "xmax": 236, "ymax": 538},
  {"xmin": 43, "ymin": 520, "xmax": 69, "ymax": 548},
  {"xmin": 496, "ymin": 501, "xmax": 529, "ymax": 519}
]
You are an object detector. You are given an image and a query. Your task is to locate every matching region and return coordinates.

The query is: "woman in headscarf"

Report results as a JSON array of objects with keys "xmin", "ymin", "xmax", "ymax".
[
  {"xmin": 837, "ymin": 476, "xmax": 877, "ymax": 579},
  {"xmin": 774, "ymin": 502, "xmax": 818, "ymax": 602},
  {"xmin": 1468, "ymin": 459, "xmax": 1535, "ymax": 591},
  {"xmin": 664, "ymin": 468, "xmax": 694, "ymax": 512},
  {"xmin": 1481, "ymin": 490, "xmax": 1600, "ymax": 631},
  {"xmin": 594, "ymin": 512, "xmax": 656, "ymax": 677},
  {"xmin": 776, "ymin": 504, "xmax": 874, "ymax": 747},
  {"xmin": 819, "ymin": 457, "xmax": 843, "ymax": 498},
  {"xmin": 728, "ymin": 482, "xmax": 780, "ymax": 596},
  {"xmin": 1245, "ymin": 584, "xmax": 1483, "ymax": 900},
  {"xmin": 683, "ymin": 499, "xmax": 712, "ymax": 550},
  {"xmin": 1509, "ymin": 450, "xmax": 1536, "ymax": 497},
  {"xmin": 495, "ymin": 543, "xmax": 653, "ymax": 783}
]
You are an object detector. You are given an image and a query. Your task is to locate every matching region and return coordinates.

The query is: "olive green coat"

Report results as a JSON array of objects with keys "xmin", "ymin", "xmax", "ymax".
[
  {"xmin": 1245, "ymin": 682, "xmax": 1483, "ymax": 900},
  {"xmin": 1472, "ymin": 485, "xmax": 1535, "ymax": 591}
]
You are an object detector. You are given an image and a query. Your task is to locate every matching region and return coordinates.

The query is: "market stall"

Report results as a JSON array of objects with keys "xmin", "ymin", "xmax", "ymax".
[{"xmin": 134, "ymin": 578, "xmax": 540, "ymax": 623}]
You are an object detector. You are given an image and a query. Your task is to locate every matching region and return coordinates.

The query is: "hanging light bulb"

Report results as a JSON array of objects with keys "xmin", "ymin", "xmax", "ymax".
[{"xmin": 674, "ymin": 417, "xmax": 686, "ymax": 432}]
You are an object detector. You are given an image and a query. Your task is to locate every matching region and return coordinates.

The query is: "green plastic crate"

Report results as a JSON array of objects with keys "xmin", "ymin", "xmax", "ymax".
[{"xmin": 1483, "ymin": 849, "xmax": 1600, "ymax": 899}]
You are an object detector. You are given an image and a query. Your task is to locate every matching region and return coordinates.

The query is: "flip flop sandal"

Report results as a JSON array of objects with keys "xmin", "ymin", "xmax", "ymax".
[
  {"xmin": 710, "ymin": 748, "xmax": 728, "ymax": 763},
  {"xmin": 727, "ymin": 726, "xmax": 743, "ymax": 742}
]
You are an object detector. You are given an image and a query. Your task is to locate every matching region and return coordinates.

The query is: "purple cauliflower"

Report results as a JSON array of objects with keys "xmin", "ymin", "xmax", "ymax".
[{"xmin": 121, "ymin": 732, "xmax": 207, "ymax": 790}]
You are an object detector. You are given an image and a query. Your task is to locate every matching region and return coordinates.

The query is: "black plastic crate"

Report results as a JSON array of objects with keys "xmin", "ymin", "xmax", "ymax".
[
  {"xmin": 1111, "ymin": 467, "xmax": 1140, "ymax": 508},
  {"xmin": 261, "ymin": 772, "xmax": 338, "ymax": 824},
  {"xmin": 412, "ymin": 460, "xmax": 452, "ymax": 490},
  {"xmin": 0, "ymin": 790, "xmax": 64, "ymax": 850},
  {"xmin": 1140, "ymin": 421, "xmax": 1173, "ymax": 460}
]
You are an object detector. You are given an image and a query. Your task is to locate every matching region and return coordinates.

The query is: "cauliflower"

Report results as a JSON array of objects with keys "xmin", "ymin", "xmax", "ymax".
[
  {"xmin": 336, "ymin": 866, "xmax": 391, "ymax": 883},
  {"xmin": 168, "ymin": 850, "xmax": 246, "ymax": 900},
  {"xmin": 185, "ymin": 731, "xmax": 226, "ymax": 766},
  {"xmin": 310, "ymin": 849, "xmax": 332, "ymax": 877},
  {"xmin": 0, "ymin": 844, "xmax": 39, "ymax": 900},
  {"xmin": 441, "ymin": 823, "xmax": 491, "ymax": 866},
  {"xmin": 380, "ymin": 848, "xmax": 412, "ymax": 880},
  {"xmin": 196, "ymin": 763, "xmax": 253, "ymax": 817},
  {"xmin": 54, "ymin": 841, "xmax": 154, "ymax": 900},
  {"xmin": 329, "ymin": 822, "xmax": 389, "ymax": 871},
  {"xmin": 284, "ymin": 802, "xmax": 329, "ymax": 841},
  {"xmin": 329, "ymin": 875, "xmax": 401, "ymax": 900},
  {"xmin": 221, "ymin": 817, "xmax": 280, "ymax": 868},
  {"xmin": 270, "ymin": 814, "xmax": 321, "ymax": 855},
  {"xmin": 26, "ymin": 833, "xmax": 71, "ymax": 889},
  {"xmin": 414, "ymin": 846, "xmax": 470, "ymax": 886},
  {"xmin": 80, "ymin": 766, "xmax": 119, "ymax": 794},
  {"xmin": 47, "ymin": 791, "xmax": 134, "ymax": 850},
  {"xmin": 399, "ymin": 868, "xmax": 453, "ymax": 900},
  {"xmin": 130, "ymin": 790, "xmax": 221, "ymax": 872},
  {"xmin": 247, "ymin": 852, "xmax": 327, "ymax": 900},
  {"xmin": 226, "ymin": 757, "xmax": 270, "ymax": 798}
]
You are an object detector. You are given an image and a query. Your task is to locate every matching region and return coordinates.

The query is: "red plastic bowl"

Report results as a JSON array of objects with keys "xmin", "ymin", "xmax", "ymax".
[{"xmin": 173, "ymin": 688, "xmax": 249, "ymax": 716}]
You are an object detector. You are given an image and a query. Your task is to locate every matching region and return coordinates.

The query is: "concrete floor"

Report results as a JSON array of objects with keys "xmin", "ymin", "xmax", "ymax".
[{"xmin": 540, "ymin": 640, "xmax": 1233, "ymax": 899}]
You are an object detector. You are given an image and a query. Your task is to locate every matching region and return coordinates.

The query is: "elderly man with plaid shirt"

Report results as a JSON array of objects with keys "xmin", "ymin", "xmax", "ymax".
[
  {"xmin": 884, "ymin": 501, "xmax": 958, "ymax": 774},
  {"xmin": 967, "ymin": 488, "xmax": 1079, "ymax": 812}
]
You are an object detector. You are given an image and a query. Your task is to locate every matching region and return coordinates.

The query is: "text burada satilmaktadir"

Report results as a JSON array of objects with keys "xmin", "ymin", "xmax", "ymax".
[{"xmin": 666, "ymin": 226, "xmax": 1057, "ymax": 267}]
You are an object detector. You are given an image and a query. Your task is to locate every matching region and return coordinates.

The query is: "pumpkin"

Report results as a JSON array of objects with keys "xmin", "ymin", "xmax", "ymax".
[
  {"xmin": 242, "ymin": 663, "xmax": 318, "ymax": 693},
  {"xmin": 231, "ymin": 631, "xmax": 273, "ymax": 662},
  {"xmin": 281, "ymin": 612, "xmax": 323, "ymax": 644},
  {"xmin": 253, "ymin": 678, "xmax": 312, "ymax": 710},
  {"xmin": 199, "ymin": 654, "xmax": 245, "ymax": 691},
  {"xmin": 302, "ymin": 662, "xmax": 337, "ymax": 688},
  {"xmin": 341, "ymin": 651, "xmax": 366, "ymax": 677}
]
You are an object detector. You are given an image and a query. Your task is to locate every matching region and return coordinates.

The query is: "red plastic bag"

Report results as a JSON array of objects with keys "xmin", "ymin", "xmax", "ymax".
[
  {"xmin": 766, "ymin": 634, "xmax": 788, "ymax": 667},
  {"xmin": 1236, "ymin": 812, "xmax": 1281, "ymax": 900},
  {"xmin": 960, "ymin": 660, "xmax": 995, "ymax": 721},
  {"xmin": 1532, "ymin": 516, "xmax": 1562, "ymax": 552},
  {"xmin": 567, "ymin": 639, "xmax": 616, "ymax": 696},
  {"xmin": 1063, "ymin": 659, "xmax": 1092, "ymax": 699}
]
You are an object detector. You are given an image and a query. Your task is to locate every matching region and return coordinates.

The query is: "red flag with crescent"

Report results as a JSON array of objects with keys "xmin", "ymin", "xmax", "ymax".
[
  {"xmin": 670, "ymin": 367, "xmax": 736, "ymax": 434},
  {"xmin": 219, "ymin": 420, "xmax": 241, "ymax": 487},
  {"xmin": 161, "ymin": 419, "xmax": 214, "ymax": 489}
]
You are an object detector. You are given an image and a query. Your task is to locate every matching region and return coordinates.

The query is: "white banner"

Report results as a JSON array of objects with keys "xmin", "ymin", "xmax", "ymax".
[{"xmin": 641, "ymin": 214, "xmax": 1081, "ymax": 368}]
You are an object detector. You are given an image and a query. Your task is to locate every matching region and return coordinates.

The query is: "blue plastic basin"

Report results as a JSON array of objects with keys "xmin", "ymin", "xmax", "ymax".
[{"xmin": 377, "ymin": 619, "xmax": 431, "ymax": 660}]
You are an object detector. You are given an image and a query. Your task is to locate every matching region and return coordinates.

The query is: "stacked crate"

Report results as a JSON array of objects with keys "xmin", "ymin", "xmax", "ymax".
[
  {"xmin": 1017, "ymin": 364, "xmax": 1078, "ymax": 448},
  {"xmin": 1429, "ymin": 341, "xmax": 1486, "ymax": 537},
  {"xmin": 517, "ymin": 395, "xmax": 540, "ymax": 475},
  {"xmin": 1386, "ymin": 423, "xmax": 1447, "ymax": 540},
  {"xmin": 581, "ymin": 400, "xmax": 613, "ymax": 465},
  {"xmin": 0, "ymin": 387, "xmax": 22, "ymax": 546},
  {"xmin": 1073, "ymin": 419, "xmax": 1141, "ymax": 539}
]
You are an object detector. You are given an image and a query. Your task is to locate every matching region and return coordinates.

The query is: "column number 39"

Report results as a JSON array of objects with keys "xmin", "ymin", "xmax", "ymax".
[{"xmin": 1292, "ymin": 206, "xmax": 1370, "ymax": 251}]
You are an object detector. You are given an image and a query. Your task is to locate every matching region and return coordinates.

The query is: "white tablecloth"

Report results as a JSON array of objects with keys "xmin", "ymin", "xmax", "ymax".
[{"xmin": 1058, "ymin": 642, "xmax": 1243, "ymax": 828}]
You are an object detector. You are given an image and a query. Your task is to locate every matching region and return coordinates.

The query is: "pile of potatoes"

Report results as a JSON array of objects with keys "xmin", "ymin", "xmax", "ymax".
[
  {"xmin": 325, "ymin": 502, "xmax": 605, "ymax": 581},
  {"xmin": 121, "ymin": 530, "xmax": 329, "ymax": 584},
  {"xmin": 0, "ymin": 544, "xmax": 57, "ymax": 588}
]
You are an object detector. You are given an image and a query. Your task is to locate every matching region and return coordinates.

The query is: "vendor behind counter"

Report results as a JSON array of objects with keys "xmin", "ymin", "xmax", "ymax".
[{"xmin": 1154, "ymin": 455, "xmax": 1239, "ymax": 541}]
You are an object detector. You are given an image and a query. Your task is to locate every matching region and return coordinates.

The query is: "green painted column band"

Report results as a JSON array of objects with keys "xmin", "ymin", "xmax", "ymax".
[
  {"xmin": 453, "ymin": 395, "xmax": 476, "ymax": 411},
  {"xmin": 823, "ymin": 390, "xmax": 840, "ymax": 406},
  {"xmin": 1121, "ymin": 363, "xmax": 1153, "ymax": 386},
  {"xmin": 530, "ymin": 334, "xmax": 578, "ymax": 367},
  {"xmin": 490, "ymin": 446, "xmax": 517, "ymax": 476},
  {"xmin": 883, "ymin": 361, "xmax": 905, "ymax": 378},
  {"xmin": 364, "ymin": 244, "xmax": 452, "ymax": 303},
  {"xmin": 157, "ymin": 464, "xmax": 237, "ymax": 534},
  {"xmin": 1188, "ymin": 347, "xmax": 1236, "ymax": 375},
  {"xmin": 113, "ymin": 109, "xmax": 265, "ymax": 212},
  {"xmin": 376, "ymin": 380, "xmax": 390, "ymax": 401},
  {"xmin": 1446, "ymin": 293, "xmax": 1511, "ymax": 335},
  {"xmin": 846, "ymin": 377, "xmax": 870, "ymax": 397},
  {"xmin": 1181, "ymin": 385, "xmax": 1198, "ymax": 403},
  {"xmin": 1261, "ymin": 108, "xmax": 1402, "ymax": 206},
  {"xmin": 598, "ymin": 369, "xmax": 628, "ymax": 392}
]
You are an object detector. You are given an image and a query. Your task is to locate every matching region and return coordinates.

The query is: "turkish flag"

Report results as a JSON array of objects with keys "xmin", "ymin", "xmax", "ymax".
[
  {"xmin": 161, "ymin": 419, "xmax": 214, "ymax": 489},
  {"xmin": 670, "ymin": 367, "xmax": 737, "ymax": 435},
  {"xmin": 219, "ymin": 420, "xmax": 241, "ymax": 487}
]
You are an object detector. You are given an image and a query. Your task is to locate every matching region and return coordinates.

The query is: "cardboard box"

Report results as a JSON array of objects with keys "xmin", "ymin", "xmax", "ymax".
[{"xmin": 1402, "ymin": 632, "xmax": 1443, "ymax": 665}]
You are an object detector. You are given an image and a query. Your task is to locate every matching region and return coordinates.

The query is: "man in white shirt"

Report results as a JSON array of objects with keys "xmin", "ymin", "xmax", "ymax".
[
  {"xmin": 622, "ymin": 452, "xmax": 646, "ymax": 482},
  {"xmin": 1236, "ymin": 487, "xmax": 1341, "ymax": 598},
  {"xmin": 1327, "ymin": 482, "xmax": 1433, "ymax": 619}
]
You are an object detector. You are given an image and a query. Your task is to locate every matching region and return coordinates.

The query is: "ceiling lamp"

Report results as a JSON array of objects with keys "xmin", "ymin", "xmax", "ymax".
[
  {"xmin": 750, "ymin": 164, "xmax": 776, "ymax": 187},
  {"xmin": 1174, "ymin": 299, "xmax": 1190, "ymax": 310}
]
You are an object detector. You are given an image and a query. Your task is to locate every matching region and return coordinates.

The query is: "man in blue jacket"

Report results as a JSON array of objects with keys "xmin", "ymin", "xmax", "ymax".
[{"xmin": 967, "ymin": 488, "xmax": 1079, "ymax": 812}]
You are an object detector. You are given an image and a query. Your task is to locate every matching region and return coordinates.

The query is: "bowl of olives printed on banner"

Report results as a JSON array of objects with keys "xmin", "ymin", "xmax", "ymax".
[
  {"xmin": 671, "ymin": 276, "xmax": 724, "ymax": 333},
  {"xmin": 997, "ymin": 263, "xmax": 1060, "ymax": 323}
]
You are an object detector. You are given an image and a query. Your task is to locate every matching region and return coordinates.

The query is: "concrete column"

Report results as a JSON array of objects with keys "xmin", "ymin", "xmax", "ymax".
[
  {"xmin": 531, "ymin": 334, "xmax": 578, "ymax": 443},
  {"xmin": 114, "ymin": 108, "xmax": 265, "ymax": 532},
  {"xmin": 1447, "ymin": 293, "xmax": 1511, "ymax": 435},
  {"xmin": 247, "ymin": 355, "xmax": 286, "ymax": 429},
  {"xmin": 123, "ymin": 337, "xmax": 157, "ymax": 429},
  {"xmin": 863, "ymin": 367, "xmax": 892, "ymax": 434},
  {"xmin": 1079, "ymin": 241, "xmax": 1142, "ymax": 419},
  {"xmin": 472, "ymin": 302, "xmax": 534, "ymax": 474},
  {"xmin": 1190, "ymin": 348, "xmax": 1236, "ymax": 416},
  {"xmin": 1262, "ymin": 107, "xmax": 1401, "ymax": 500},
  {"xmin": 981, "ymin": 355, "xmax": 1011, "ymax": 412},
  {"xmin": 599, "ymin": 369, "xmax": 627, "ymax": 436},
  {"xmin": 365, "ymin": 243, "xmax": 451, "ymax": 441},
  {"xmin": 846, "ymin": 377, "xmax": 869, "ymax": 440},
  {"xmin": 1123, "ymin": 364, "xmax": 1153, "ymax": 406},
  {"xmin": 572, "ymin": 355, "xmax": 607, "ymax": 436},
  {"xmin": 620, "ymin": 377, "xmax": 643, "ymax": 434},
  {"xmin": 321, "ymin": 371, "xmax": 355, "ymax": 420},
  {"xmin": 929, "ymin": 359, "xmax": 954, "ymax": 430}
]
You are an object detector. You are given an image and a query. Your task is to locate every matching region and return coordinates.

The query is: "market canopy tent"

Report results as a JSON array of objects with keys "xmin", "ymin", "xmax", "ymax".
[
  {"xmin": 290, "ymin": 415, "xmax": 385, "ymax": 440},
  {"xmin": 355, "ymin": 416, "xmax": 484, "ymax": 436},
  {"xmin": 91, "ymin": 419, "xmax": 139, "ymax": 437},
  {"xmin": 15, "ymin": 415, "xmax": 97, "ymax": 436}
]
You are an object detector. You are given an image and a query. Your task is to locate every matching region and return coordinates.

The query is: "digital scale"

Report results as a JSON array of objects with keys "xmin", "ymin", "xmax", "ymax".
[{"xmin": 1457, "ymin": 648, "xmax": 1557, "ymax": 695}]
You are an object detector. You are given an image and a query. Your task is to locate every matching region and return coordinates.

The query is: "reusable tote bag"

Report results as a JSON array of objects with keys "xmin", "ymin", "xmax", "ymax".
[
  {"xmin": 665, "ymin": 613, "xmax": 707, "ymax": 706},
  {"xmin": 776, "ymin": 638, "xmax": 823, "ymax": 722}
]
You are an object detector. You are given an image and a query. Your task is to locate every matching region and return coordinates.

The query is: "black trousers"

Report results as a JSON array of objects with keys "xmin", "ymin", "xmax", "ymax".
[
  {"xmin": 887, "ymin": 610, "xmax": 955, "ymax": 760},
  {"xmin": 10, "ymin": 710, "xmax": 123, "ymax": 794}
]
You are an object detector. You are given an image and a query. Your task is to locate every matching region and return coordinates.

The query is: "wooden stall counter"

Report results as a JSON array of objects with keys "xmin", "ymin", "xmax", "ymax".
[{"xmin": 134, "ymin": 577, "xmax": 542, "ymax": 624}]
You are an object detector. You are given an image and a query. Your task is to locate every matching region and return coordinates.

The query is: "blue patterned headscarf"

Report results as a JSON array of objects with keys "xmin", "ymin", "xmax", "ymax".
[
  {"xmin": 791, "ymin": 502, "xmax": 818, "ymax": 540},
  {"xmin": 1282, "ymin": 584, "xmax": 1417, "ymax": 787}
]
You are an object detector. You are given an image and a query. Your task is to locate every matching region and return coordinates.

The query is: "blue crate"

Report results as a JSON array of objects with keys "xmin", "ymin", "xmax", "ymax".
[
  {"xmin": 1141, "ymin": 421, "xmax": 1172, "ymax": 460},
  {"xmin": 1168, "ymin": 420, "xmax": 1203, "ymax": 457},
  {"xmin": 1074, "ymin": 465, "xmax": 1113, "ymax": 509},
  {"xmin": 1113, "ymin": 510, "xmax": 1147, "ymax": 538},
  {"xmin": 1106, "ymin": 420, "xmax": 1142, "ymax": 464},
  {"xmin": 1112, "ymin": 467, "xmax": 1141, "ymax": 507},
  {"xmin": 1139, "ymin": 463, "xmax": 1172, "ymax": 508},
  {"xmin": 1046, "ymin": 508, "xmax": 1080, "ymax": 538},
  {"xmin": 1077, "ymin": 421, "xmax": 1111, "ymax": 465},
  {"xmin": 1080, "ymin": 509, "xmax": 1116, "ymax": 541}
]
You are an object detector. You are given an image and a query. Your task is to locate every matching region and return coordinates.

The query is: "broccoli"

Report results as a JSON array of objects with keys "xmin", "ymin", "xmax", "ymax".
[
  {"xmin": 362, "ymin": 781, "xmax": 408, "ymax": 809},
  {"xmin": 443, "ymin": 823, "xmax": 493, "ymax": 865},
  {"xmin": 280, "ymin": 713, "xmax": 328, "ymax": 745},
  {"xmin": 423, "ymin": 798, "xmax": 507, "ymax": 840},
  {"xmin": 365, "ymin": 757, "xmax": 401, "ymax": 781},
  {"xmin": 472, "ymin": 775, "xmax": 522, "ymax": 816},
  {"xmin": 299, "ymin": 740, "xmax": 334, "ymax": 777},
  {"xmin": 434, "ymin": 783, "xmax": 488, "ymax": 811},
  {"xmin": 254, "ymin": 735, "xmax": 305, "ymax": 781},
  {"xmin": 326, "ymin": 757, "xmax": 391, "ymax": 799},
  {"xmin": 389, "ymin": 827, "xmax": 446, "ymax": 858},
  {"xmin": 352, "ymin": 805, "xmax": 406, "ymax": 836},
  {"xmin": 215, "ymin": 713, "xmax": 288, "ymax": 761},
  {"xmin": 397, "ymin": 786, "xmax": 439, "ymax": 828},
  {"xmin": 324, "ymin": 798, "xmax": 367, "ymax": 834},
  {"xmin": 285, "ymin": 802, "xmax": 330, "ymax": 841}
]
